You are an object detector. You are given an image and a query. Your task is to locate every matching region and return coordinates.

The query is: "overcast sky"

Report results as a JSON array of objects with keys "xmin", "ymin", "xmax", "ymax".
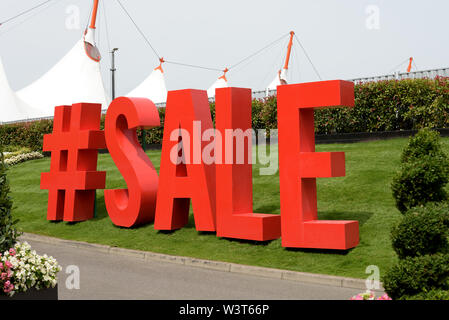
[{"xmin": 0, "ymin": 0, "xmax": 448, "ymax": 97}]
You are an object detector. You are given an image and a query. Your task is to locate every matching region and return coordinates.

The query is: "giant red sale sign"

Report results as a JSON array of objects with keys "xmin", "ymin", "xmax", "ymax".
[{"xmin": 40, "ymin": 80, "xmax": 359, "ymax": 250}]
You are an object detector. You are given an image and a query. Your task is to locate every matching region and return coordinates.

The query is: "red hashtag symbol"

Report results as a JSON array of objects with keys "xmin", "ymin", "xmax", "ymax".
[{"xmin": 40, "ymin": 103, "xmax": 106, "ymax": 222}]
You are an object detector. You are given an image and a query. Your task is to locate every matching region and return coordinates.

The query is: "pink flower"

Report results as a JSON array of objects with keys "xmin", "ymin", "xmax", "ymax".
[
  {"xmin": 7, "ymin": 270, "xmax": 13, "ymax": 278},
  {"xmin": 8, "ymin": 249, "xmax": 15, "ymax": 256},
  {"xmin": 4, "ymin": 280, "xmax": 10, "ymax": 287},
  {"xmin": 0, "ymin": 262, "xmax": 3, "ymax": 270},
  {"xmin": 0, "ymin": 272, "xmax": 7, "ymax": 280},
  {"xmin": 4, "ymin": 261, "xmax": 12, "ymax": 269},
  {"xmin": 4, "ymin": 283, "xmax": 14, "ymax": 293}
]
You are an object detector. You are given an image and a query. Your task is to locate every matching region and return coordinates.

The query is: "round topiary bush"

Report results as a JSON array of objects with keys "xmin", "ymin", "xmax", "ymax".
[
  {"xmin": 401, "ymin": 128, "xmax": 448, "ymax": 162},
  {"xmin": 391, "ymin": 128, "xmax": 449, "ymax": 213},
  {"xmin": 382, "ymin": 253, "xmax": 449, "ymax": 300},
  {"xmin": 391, "ymin": 203, "xmax": 449, "ymax": 259},
  {"xmin": 0, "ymin": 149, "xmax": 21, "ymax": 253}
]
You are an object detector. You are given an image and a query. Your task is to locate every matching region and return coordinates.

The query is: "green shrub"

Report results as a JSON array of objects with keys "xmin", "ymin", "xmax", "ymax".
[
  {"xmin": 392, "ymin": 155, "xmax": 449, "ymax": 213},
  {"xmin": 391, "ymin": 203, "xmax": 449, "ymax": 258},
  {"xmin": 401, "ymin": 128, "xmax": 448, "ymax": 163},
  {"xmin": 2, "ymin": 77, "xmax": 449, "ymax": 151},
  {"xmin": 0, "ymin": 149, "xmax": 21, "ymax": 253},
  {"xmin": 391, "ymin": 129, "xmax": 449, "ymax": 213},
  {"xmin": 0, "ymin": 120, "xmax": 53, "ymax": 152},
  {"xmin": 403, "ymin": 289, "xmax": 449, "ymax": 300},
  {"xmin": 315, "ymin": 77, "xmax": 449, "ymax": 134},
  {"xmin": 382, "ymin": 253, "xmax": 449, "ymax": 300}
]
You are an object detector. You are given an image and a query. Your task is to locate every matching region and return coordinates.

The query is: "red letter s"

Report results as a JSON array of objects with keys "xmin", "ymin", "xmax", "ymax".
[{"xmin": 104, "ymin": 97, "xmax": 160, "ymax": 227}]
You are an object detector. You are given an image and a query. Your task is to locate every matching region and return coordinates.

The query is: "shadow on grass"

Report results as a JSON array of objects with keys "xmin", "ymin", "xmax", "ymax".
[
  {"xmin": 155, "ymin": 212, "xmax": 195, "ymax": 235},
  {"xmin": 156, "ymin": 217, "xmax": 217, "ymax": 236},
  {"xmin": 92, "ymin": 195, "xmax": 109, "ymax": 222},
  {"xmin": 93, "ymin": 194, "xmax": 153, "ymax": 231},
  {"xmin": 285, "ymin": 247, "xmax": 354, "ymax": 255},
  {"xmin": 318, "ymin": 210, "xmax": 373, "ymax": 226},
  {"xmin": 158, "ymin": 230, "xmax": 177, "ymax": 235},
  {"xmin": 253, "ymin": 204, "xmax": 280, "ymax": 215},
  {"xmin": 219, "ymin": 237, "xmax": 275, "ymax": 246}
]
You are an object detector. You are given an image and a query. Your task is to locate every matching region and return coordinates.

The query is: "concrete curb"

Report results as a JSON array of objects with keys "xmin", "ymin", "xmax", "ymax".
[{"xmin": 20, "ymin": 232, "xmax": 383, "ymax": 291}]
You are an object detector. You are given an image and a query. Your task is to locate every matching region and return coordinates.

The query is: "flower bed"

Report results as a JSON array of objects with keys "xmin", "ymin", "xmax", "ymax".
[
  {"xmin": 4, "ymin": 152, "xmax": 43, "ymax": 166},
  {"xmin": 350, "ymin": 290, "xmax": 391, "ymax": 300},
  {"xmin": 0, "ymin": 242, "xmax": 61, "ymax": 297}
]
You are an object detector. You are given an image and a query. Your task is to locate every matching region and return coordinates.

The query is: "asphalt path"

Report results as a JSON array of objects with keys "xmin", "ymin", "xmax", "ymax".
[{"xmin": 24, "ymin": 239, "xmax": 370, "ymax": 300}]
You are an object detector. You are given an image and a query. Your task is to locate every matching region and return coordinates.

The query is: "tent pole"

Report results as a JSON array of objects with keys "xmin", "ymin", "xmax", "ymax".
[
  {"xmin": 407, "ymin": 57, "xmax": 413, "ymax": 73},
  {"xmin": 283, "ymin": 31, "xmax": 295, "ymax": 71},
  {"xmin": 90, "ymin": 0, "xmax": 100, "ymax": 220},
  {"xmin": 90, "ymin": 0, "xmax": 100, "ymax": 29},
  {"xmin": 110, "ymin": 48, "xmax": 118, "ymax": 99}
]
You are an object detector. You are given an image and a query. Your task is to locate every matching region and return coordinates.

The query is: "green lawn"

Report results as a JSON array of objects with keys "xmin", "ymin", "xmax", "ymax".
[{"xmin": 8, "ymin": 137, "xmax": 449, "ymax": 279}]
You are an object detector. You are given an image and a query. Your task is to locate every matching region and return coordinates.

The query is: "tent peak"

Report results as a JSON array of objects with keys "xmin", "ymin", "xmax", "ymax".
[
  {"xmin": 218, "ymin": 68, "xmax": 229, "ymax": 82},
  {"xmin": 154, "ymin": 57, "xmax": 165, "ymax": 73}
]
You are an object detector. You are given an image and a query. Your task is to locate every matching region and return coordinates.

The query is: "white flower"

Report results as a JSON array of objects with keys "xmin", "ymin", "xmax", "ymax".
[{"xmin": 1, "ymin": 242, "xmax": 61, "ymax": 296}]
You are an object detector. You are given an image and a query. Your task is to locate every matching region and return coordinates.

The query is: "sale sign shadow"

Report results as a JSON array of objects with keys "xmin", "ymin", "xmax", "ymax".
[{"xmin": 318, "ymin": 210, "xmax": 373, "ymax": 227}]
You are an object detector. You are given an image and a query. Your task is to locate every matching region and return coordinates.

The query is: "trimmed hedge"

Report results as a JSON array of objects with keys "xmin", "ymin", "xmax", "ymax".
[
  {"xmin": 391, "ymin": 202, "xmax": 449, "ymax": 259},
  {"xmin": 0, "ymin": 148, "xmax": 21, "ymax": 253},
  {"xmin": 1, "ymin": 77, "xmax": 449, "ymax": 151},
  {"xmin": 391, "ymin": 129, "xmax": 449, "ymax": 213},
  {"xmin": 403, "ymin": 289, "xmax": 449, "ymax": 300},
  {"xmin": 0, "ymin": 120, "xmax": 53, "ymax": 152},
  {"xmin": 382, "ymin": 253, "xmax": 449, "ymax": 300}
]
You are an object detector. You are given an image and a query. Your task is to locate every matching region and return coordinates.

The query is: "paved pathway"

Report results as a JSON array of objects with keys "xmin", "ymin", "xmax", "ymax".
[{"xmin": 25, "ymin": 238, "xmax": 371, "ymax": 300}]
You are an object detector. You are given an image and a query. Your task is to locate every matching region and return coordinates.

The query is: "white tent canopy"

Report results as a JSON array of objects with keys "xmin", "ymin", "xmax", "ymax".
[
  {"xmin": 266, "ymin": 31, "xmax": 294, "ymax": 91},
  {"xmin": 126, "ymin": 65, "xmax": 167, "ymax": 104},
  {"xmin": 16, "ymin": 32, "xmax": 109, "ymax": 118},
  {"xmin": 267, "ymin": 69, "xmax": 288, "ymax": 91},
  {"xmin": 0, "ymin": 56, "xmax": 42, "ymax": 122},
  {"xmin": 207, "ymin": 76, "xmax": 228, "ymax": 98}
]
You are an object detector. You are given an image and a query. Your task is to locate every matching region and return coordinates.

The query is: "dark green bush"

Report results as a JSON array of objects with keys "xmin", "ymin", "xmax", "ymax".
[
  {"xmin": 386, "ymin": 128, "xmax": 449, "ymax": 300},
  {"xmin": 2, "ymin": 77, "xmax": 449, "ymax": 151},
  {"xmin": 391, "ymin": 203, "xmax": 449, "ymax": 259},
  {"xmin": 391, "ymin": 156, "xmax": 449, "ymax": 213},
  {"xmin": 402, "ymin": 289, "xmax": 449, "ymax": 300},
  {"xmin": 0, "ymin": 149, "xmax": 20, "ymax": 253},
  {"xmin": 315, "ymin": 77, "xmax": 449, "ymax": 134},
  {"xmin": 401, "ymin": 128, "xmax": 448, "ymax": 163},
  {"xmin": 391, "ymin": 129, "xmax": 449, "ymax": 213},
  {"xmin": 382, "ymin": 253, "xmax": 449, "ymax": 300}
]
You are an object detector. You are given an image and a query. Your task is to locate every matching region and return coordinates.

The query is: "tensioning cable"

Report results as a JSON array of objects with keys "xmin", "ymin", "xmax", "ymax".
[
  {"xmin": 0, "ymin": 0, "xmax": 56, "ymax": 26},
  {"xmin": 294, "ymin": 34, "xmax": 322, "ymax": 80},
  {"xmin": 228, "ymin": 32, "xmax": 291, "ymax": 72},
  {"xmin": 116, "ymin": 0, "xmax": 161, "ymax": 60}
]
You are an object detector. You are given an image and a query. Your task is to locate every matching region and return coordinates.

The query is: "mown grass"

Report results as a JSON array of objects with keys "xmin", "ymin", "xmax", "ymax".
[{"xmin": 8, "ymin": 137, "xmax": 449, "ymax": 279}]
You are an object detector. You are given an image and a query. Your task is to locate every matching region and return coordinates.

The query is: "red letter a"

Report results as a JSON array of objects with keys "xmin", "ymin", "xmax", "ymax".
[{"xmin": 154, "ymin": 90, "xmax": 216, "ymax": 231}]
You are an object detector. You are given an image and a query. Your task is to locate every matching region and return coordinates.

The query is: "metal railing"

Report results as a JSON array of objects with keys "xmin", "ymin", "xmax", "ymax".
[{"xmin": 350, "ymin": 67, "xmax": 449, "ymax": 83}]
